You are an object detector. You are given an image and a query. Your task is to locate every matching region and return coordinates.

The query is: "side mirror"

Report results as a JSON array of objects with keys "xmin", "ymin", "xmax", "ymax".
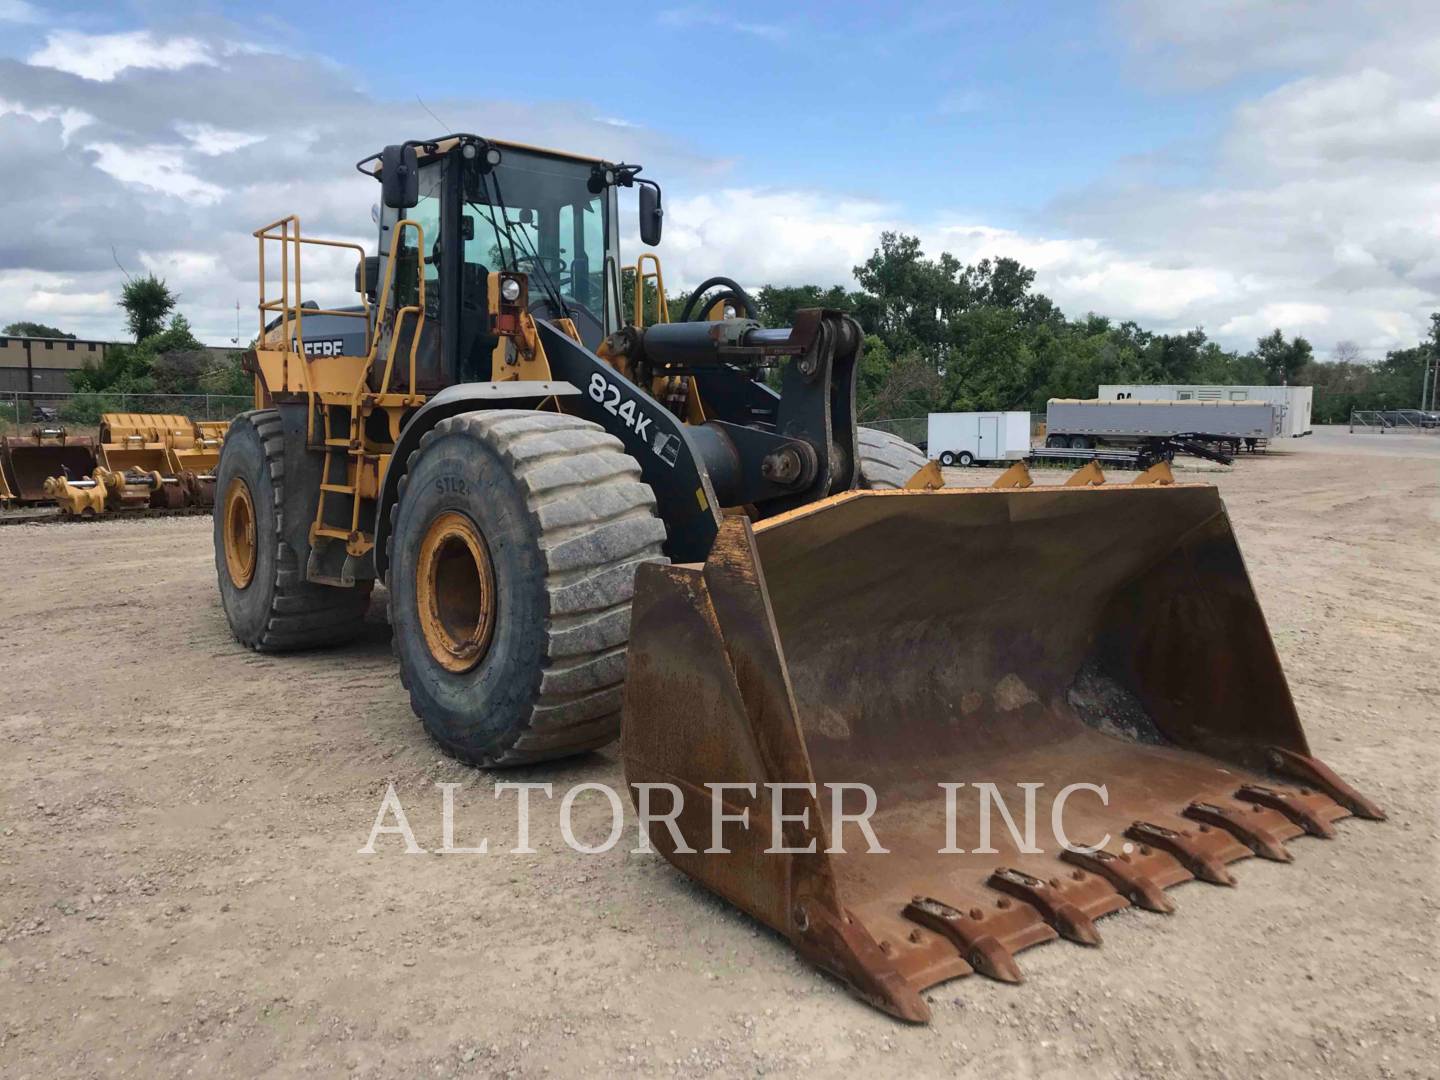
[
  {"xmin": 380, "ymin": 144, "xmax": 419, "ymax": 209},
  {"xmin": 355, "ymin": 255, "xmax": 380, "ymax": 298},
  {"xmin": 639, "ymin": 183, "xmax": 663, "ymax": 246}
]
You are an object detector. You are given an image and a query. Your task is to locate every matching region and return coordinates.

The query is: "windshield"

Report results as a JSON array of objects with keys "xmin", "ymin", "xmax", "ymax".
[{"xmin": 462, "ymin": 149, "xmax": 614, "ymax": 326}]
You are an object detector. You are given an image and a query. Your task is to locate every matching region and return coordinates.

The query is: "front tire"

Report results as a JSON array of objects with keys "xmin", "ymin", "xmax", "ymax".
[
  {"xmin": 856, "ymin": 427, "xmax": 927, "ymax": 489},
  {"xmin": 388, "ymin": 410, "xmax": 667, "ymax": 766},
  {"xmin": 214, "ymin": 410, "xmax": 372, "ymax": 651}
]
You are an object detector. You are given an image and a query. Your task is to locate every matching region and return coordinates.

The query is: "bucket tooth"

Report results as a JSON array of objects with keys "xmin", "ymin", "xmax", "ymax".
[
  {"xmin": 1266, "ymin": 747, "xmax": 1386, "ymax": 821},
  {"xmin": 1234, "ymin": 784, "xmax": 1336, "ymax": 839},
  {"xmin": 902, "ymin": 897, "xmax": 1029, "ymax": 984},
  {"xmin": 1131, "ymin": 460, "xmax": 1175, "ymax": 486},
  {"xmin": 986, "ymin": 868, "xmax": 1105, "ymax": 946},
  {"xmin": 904, "ymin": 460, "xmax": 945, "ymax": 490},
  {"xmin": 800, "ymin": 903, "xmax": 933, "ymax": 1024},
  {"xmin": 1125, "ymin": 822, "xmax": 1237, "ymax": 886},
  {"xmin": 1064, "ymin": 460, "xmax": 1106, "ymax": 486},
  {"xmin": 1061, "ymin": 847, "xmax": 1176, "ymax": 914},
  {"xmin": 1184, "ymin": 801, "xmax": 1292, "ymax": 862},
  {"xmin": 990, "ymin": 460, "xmax": 1033, "ymax": 488}
]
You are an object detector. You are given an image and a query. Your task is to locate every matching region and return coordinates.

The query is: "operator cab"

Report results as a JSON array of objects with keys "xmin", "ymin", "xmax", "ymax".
[{"xmin": 358, "ymin": 134, "xmax": 663, "ymax": 390}]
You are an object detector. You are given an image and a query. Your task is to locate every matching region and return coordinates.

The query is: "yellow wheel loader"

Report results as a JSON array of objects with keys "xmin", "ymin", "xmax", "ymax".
[{"xmin": 218, "ymin": 133, "xmax": 1382, "ymax": 1022}]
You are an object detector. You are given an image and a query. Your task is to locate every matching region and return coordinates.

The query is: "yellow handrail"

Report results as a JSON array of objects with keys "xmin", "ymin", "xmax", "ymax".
[
  {"xmin": 358, "ymin": 219, "xmax": 426, "ymax": 404},
  {"xmin": 628, "ymin": 253, "xmax": 669, "ymax": 328}
]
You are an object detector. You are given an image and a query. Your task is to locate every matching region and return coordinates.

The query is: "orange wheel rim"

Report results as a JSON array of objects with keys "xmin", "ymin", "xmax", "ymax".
[
  {"xmin": 223, "ymin": 476, "xmax": 257, "ymax": 589},
  {"xmin": 416, "ymin": 510, "xmax": 497, "ymax": 674}
]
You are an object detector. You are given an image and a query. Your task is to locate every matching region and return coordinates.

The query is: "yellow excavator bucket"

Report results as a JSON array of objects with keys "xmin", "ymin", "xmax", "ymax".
[{"xmin": 622, "ymin": 484, "xmax": 1383, "ymax": 1022}]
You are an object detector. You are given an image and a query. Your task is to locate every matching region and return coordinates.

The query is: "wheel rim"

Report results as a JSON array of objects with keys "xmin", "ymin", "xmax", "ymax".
[
  {"xmin": 222, "ymin": 476, "xmax": 257, "ymax": 589},
  {"xmin": 416, "ymin": 510, "xmax": 497, "ymax": 674}
]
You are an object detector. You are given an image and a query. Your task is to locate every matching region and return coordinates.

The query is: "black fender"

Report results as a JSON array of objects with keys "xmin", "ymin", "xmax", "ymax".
[
  {"xmin": 534, "ymin": 319, "xmax": 724, "ymax": 563},
  {"xmin": 372, "ymin": 380, "xmax": 579, "ymax": 580}
]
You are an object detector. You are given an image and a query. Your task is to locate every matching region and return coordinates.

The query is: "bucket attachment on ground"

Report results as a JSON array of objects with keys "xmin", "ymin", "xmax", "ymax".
[
  {"xmin": 45, "ymin": 466, "xmax": 189, "ymax": 516},
  {"xmin": 98, "ymin": 413, "xmax": 180, "ymax": 475},
  {"xmin": 622, "ymin": 486, "xmax": 1383, "ymax": 1022},
  {"xmin": 0, "ymin": 428, "xmax": 100, "ymax": 503}
]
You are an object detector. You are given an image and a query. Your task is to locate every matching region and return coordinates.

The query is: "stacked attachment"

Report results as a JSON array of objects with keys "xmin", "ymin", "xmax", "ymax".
[{"xmin": 30, "ymin": 414, "xmax": 231, "ymax": 517}]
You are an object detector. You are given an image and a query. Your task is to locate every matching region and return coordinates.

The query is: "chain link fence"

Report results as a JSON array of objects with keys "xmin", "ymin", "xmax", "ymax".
[{"xmin": 2, "ymin": 390, "xmax": 252, "ymax": 430}]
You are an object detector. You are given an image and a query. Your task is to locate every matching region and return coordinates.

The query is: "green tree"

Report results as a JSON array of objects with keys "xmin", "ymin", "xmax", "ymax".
[
  {"xmin": 1253, "ymin": 329, "xmax": 1313, "ymax": 385},
  {"xmin": 119, "ymin": 274, "xmax": 178, "ymax": 342},
  {"xmin": 3, "ymin": 321, "xmax": 74, "ymax": 339}
]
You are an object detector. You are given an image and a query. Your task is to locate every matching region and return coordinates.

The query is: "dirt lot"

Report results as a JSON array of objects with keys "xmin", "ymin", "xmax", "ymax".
[{"xmin": 2, "ymin": 426, "xmax": 1437, "ymax": 1078}]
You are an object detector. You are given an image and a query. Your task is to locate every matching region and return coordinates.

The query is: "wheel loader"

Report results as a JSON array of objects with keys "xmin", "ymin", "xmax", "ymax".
[{"xmin": 218, "ymin": 133, "xmax": 1383, "ymax": 1022}]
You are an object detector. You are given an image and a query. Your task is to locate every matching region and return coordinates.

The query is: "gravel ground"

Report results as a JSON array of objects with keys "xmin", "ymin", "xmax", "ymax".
[{"xmin": 1, "ymin": 426, "xmax": 1436, "ymax": 1078}]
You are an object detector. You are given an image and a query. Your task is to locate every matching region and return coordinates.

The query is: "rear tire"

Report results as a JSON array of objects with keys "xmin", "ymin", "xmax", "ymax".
[
  {"xmin": 958, "ymin": 451, "xmax": 975, "ymax": 467},
  {"xmin": 938, "ymin": 451, "xmax": 956, "ymax": 467},
  {"xmin": 388, "ymin": 410, "xmax": 667, "ymax": 766},
  {"xmin": 856, "ymin": 427, "xmax": 927, "ymax": 489},
  {"xmin": 1069, "ymin": 435, "xmax": 1091, "ymax": 450},
  {"xmin": 214, "ymin": 410, "xmax": 372, "ymax": 651}
]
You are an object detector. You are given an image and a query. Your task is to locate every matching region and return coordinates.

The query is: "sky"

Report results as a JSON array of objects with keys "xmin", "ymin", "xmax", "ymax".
[{"xmin": 1, "ymin": 0, "xmax": 1437, "ymax": 356}]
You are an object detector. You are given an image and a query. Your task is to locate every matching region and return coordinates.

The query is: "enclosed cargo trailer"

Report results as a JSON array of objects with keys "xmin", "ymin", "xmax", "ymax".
[{"xmin": 926, "ymin": 411, "xmax": 1030, "ymax": 465}]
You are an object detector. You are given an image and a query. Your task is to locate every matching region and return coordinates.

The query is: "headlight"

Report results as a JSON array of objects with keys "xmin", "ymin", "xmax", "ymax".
[{"xmin": 500, "ymin": 277, "xmax": 523, "ymax": 302}]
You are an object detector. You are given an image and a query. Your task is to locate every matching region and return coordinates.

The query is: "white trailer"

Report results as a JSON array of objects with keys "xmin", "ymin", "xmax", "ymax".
[
  {"xmin": 1098, "ymin": 383, "xmax": 1313, "ymax": 437},
  {"xmin": 926, "ymin": 412, "xmax": 1031, "ymax": 466}
]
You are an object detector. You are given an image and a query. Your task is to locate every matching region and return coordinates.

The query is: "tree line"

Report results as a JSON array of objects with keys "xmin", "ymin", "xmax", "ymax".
[
  {"xmin": 670, "ymin": 232, "xmax": 1438, "ymax": 424},
  {"xmin": 11, "ymin": 235, "xmax": 1437, "ymax": 427},
  {"xmin": 4, "ymin": 275, "xmax": 250, "ymax": 424}
]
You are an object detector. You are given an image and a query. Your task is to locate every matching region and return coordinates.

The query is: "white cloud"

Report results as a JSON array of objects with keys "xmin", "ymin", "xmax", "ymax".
[
  {"xmin": 2, "ymin": 11, "xmax": 1437, "ymax": 361},
  {"xmin": 175, "ymin": 122, "xmax": 266, "ymax": 156},
  {"xmin": 0, "ymin": 0, "xmax": 41, "ymax": 23},
  {"xmin": 0, "ymin": 270, "xmax": 113, "ymax": 317},
  {"xmin": 85, "ymin": 142, "xmax": 224, "ymax": 205},
  {"xmin": 0, "ymin": 98, "xmax": 94, "ymax": 142},
  {"xmin": 28, "ymin": 31, "xmax": 216, "ymax": 82},
  {"xmin": 657, "ymin": 7, "xmax": 787, "ymax": 42},
  {"xmin": 1113, "ymin": 0, "xmax": 1440, "ymax": 87}
]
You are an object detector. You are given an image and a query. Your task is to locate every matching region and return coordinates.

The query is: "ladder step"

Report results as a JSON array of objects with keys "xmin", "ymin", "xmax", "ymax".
[
  {"xmin": 324, "ymin": 439, "xmax": 353, "ymax": 447},
  {"xmin": 313, "ymin": 525, "xmax": 351, "ymax": 540},
  {"xmin": 319, "ymin": 484, "xmax": 355, "ymax": 494}
]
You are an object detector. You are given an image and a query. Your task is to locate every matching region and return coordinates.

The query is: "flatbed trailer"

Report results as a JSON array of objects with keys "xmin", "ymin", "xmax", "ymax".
[{"xmin": 1046, "ymin": 398, "xmax": 1279, "ymax": 454}]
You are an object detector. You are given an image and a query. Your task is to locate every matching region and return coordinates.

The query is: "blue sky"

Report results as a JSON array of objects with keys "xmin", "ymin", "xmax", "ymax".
[
  {"xmin": 218, "ymin": 0, "xmax": 1234, "ymax": 220},
  {"xmin": 1, "ymin": 1, "xmax": 1437, "ymax": 352}
]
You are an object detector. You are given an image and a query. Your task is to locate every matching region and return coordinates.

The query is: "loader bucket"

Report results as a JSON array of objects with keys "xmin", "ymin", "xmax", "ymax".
[
  {"xmin": 0, "ymin": 433, "xmax": 100, "ymax": 503},
  {"xmin": 622, "ymin": 485, "xmax": 1383, "ymax": 1023}
]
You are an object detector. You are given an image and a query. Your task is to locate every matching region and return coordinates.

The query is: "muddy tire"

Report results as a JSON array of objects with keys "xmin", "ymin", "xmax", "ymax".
[
  {"xmin": 214, "ymin": 410, "xmax": 372, "ymax": 651},
  {"xmin": 856, "ymin": 426, "xmax": 928, "ymax": 489},
  {"xmin": 387, "ymin": 410, "xmax": 667, "ymax": 766}
]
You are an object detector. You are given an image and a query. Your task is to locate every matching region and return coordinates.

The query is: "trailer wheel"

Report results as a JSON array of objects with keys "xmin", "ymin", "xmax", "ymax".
[
  {"xmin": 388, "ymin": 410, "xmax": 667, "ymax": 766},
  {"xmin": 1046, "ymin": 434, "xmax": 1067, "ymax": 448},
  {"xmin": 1069, "ymin": 435, "xmax": 1091, "ymax": 450},
  {"xmin": 958, "ymin": 451, "xmax": 975, "ymax": 467},
  {"xmin": 938, "ymin": 451, "xmax": 956, "ymax": 467}
]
